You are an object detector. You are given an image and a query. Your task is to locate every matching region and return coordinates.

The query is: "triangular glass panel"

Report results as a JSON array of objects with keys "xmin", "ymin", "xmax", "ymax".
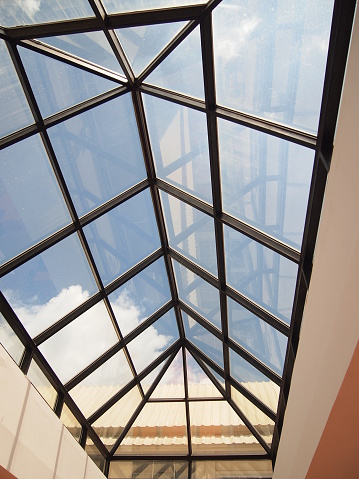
[
  {"xmin": 61, "ymin": 403, "xmax": 82, "ymax": 442},
  {"xmin": 146, "ymin": 26, "xmax": 204, "ymax": 99},
  {"xmin": 182, "ymin": 312, "xmax": 224, "ymax": 370},
  {"xmin": 19, "ymin": 46, "xmax": 120, "ymax": 118},
  {"xmin": 69, "ymin": 349, "xmax": 134, "ymax": 419},
  {"xmin": 115, "ymin": 401, "xmax": 188, "ymax": 455},
  {"xmin": 160, "ymin": 191, "xmax": 217, "ymax": 276},
  {"xmin": 109, "ymin": 258, "xmax": 171, "ymax": 338},
  {"xmin": 92, "ymin": 384, "xmax": 142, "ymax": 452},
  {"xmin": 189, "ymin": 400, "xmax": 266, "ymax": 455},
  {"xmin": 39, "ymin": 32, "xmax": 124, "ymax": 74},
  {"xmin": 102, "ymin": 0, "xmax": 206, "ymax": 15},
  {"xmin": 229, "ymin": 348, "xmax": 280, "ymax": 414},
  {"xmin": 27, "ymin": 359, "xmax": 57, "ymax": 409},
  {"xmin": 116, "ymin": 22, "xmax": 187, "ymax": 77},
  {"xmin": 193, "ymin": 353, "xmax": 226, "ymax": 392},
  {"xmin": 127, "ymin": 309, "xmax": 179, "ymax": 375},
  {"xmin": 231, "ymin": 386, "xmax": 274, "ymax": 447},
  {"xmin": 185, "ymin": 349, "xmax": 221, "ymax": 399},
  {"xmin": 140, "ymin": 360, "xmax": 166, "ymax": 395},
  {"xmin": 0, "ymin": 312, "xmax": 25, "ymax": 366},
  {"xmin": 151, "ymin": 350, "xmax": 185, "ymax": 399}
]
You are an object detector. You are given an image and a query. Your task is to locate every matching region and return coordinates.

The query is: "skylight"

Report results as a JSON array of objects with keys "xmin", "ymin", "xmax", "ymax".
[{"xmin": 0, "ymin": 1, "xmax": 353, "ymax": 478}]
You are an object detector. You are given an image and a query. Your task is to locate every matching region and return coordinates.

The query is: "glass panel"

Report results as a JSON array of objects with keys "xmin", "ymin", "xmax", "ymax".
[
  {"xmin": 0, "ymin": 134, "xmax": 71, "ymax": 265},
  {"xmin": 116, "ymin": 22, "xmax": 187, "ymax": 76},
  {"xmin": 19, "ymin": 46, "xmax": 119, "ymax": 118},
  {"xmin": 0, "ymin": 233, "xmax": 98, "ymax": 338},
  {"xmin": 40, "ymin": 32, "xmax": 123, "ymax": 74},
  {"xmin": 173, "ymin": 260, "xmax": 221, "ymax": 329},
  {"xmin": 109, "ymin": 460, "xmax": 188, "ymax": 479},
  {"xmin": 127, "ymin": 309, "xmax": 179, "ymax": 374},
  {"xmin": 61, "ymin": 403, "xmax": 81, "ymax": 442},
  {"xmin": 27, "ymin": 360, "xmax": 57, "ymax": 409},
  {"xmin": 0, "ymin": 312, "xmax": 24, "ymax": 365},
  {"xmin": 143, "ymin": 94, "xmax": 212, "ymax": 204},
  {"xmin": 204, "ymin": 362, "xmax": 225, "ymax": 391},
  {"xmin": 92, "ymin": 385, "xmax": 142, "ymax": 452},
  {"xmin": 102, "ymin": 0, "xmax": 206, "ymax": 14},
  {"xmin": 231, "ymin": 387, "xmax": 274, "ymax": 447},
  {"xmin": 146, "ymin": 26, "xmax": 204, "ymax": 100},
  {"xmin": 0, "ymin": 40, "xmax": 34, "ymax": 138},
  {"xmin": 212, "ymin": 0, "xmax": 334, "ymax": 133},
  {"xmin": 189, "ymin": 401, "xmax": 264, "ymax": 455},
  {"xmin": 151, "ymin": 350, "xmax": 185, "ymax": 399},
  {"xmin": 218, "ymin": 118, "xmax": 314, "ymax": 248},
  {"xmin": 229, "ymin": 349, "xmax": 280, "ymax": 414},
  {"xmin": 38, "ymin": 301, "xmax": 118, "ymax": 383},
  {"xmin": 141, "ymin": 360, "xmax": 165, "ymax": 394},
  {"xmin": 48, "ymin": 94, "xmax": 146, "ymax": 217},
  {"xmin": 0, "ymin": 0, "xmax": 94, "ymax": 27},
  {"xmin": 192, "ymin": 460, "xmax": 272, "ymax": 479},
  {"xmin": 185, "ymin": 350, "xmax": 221, "ymax": 398},
  {"xmin": 161, "ymin": 192, "xmax": 217, "ymax": 276},
  {"xmin": 182, "ymin": 312, "xmax": 223, "ymax": 369},
  {"xmin": 227, "ymin": 297, "xmax": 287, "ymax": 376},
  {"xmin": 224, "ymin": 224, "xmax": 298, "ymax": 324},
  {"xmin": 85, "ymin": 439, "xmax": 106, "ymax": 472},
  {"xmin": 69, "ymin": 349, "xmax": 134, "ymax": 419},
  {"xmin": 109, "ymin": 258, "xmax": 171, "ymax": 337},
  {"xmin": 84, "ymin": 189, "xmax": 161, "ymax": 286},
  {"xmin": 116, "ymin": 402, "xmax": 188, "ymax": 455}
]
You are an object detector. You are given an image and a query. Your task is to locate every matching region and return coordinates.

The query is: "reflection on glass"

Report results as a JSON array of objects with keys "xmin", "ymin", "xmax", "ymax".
[
  {"xmin": 61, "ymin": 403, "xmax": 82, "ymax": 442},
  {"xmin": 190, "ymin": 401, "xmax": 263, "ymax": 455},
  {"xmin": 0, "ymin": 234, "xmax": 98, "ymax": 338},
  {"xmin": 69, "ymin": 349, "xmax": 134, "ymax": 419},
  {"xmin": 0, "ymin": 40, "xmax": 34, "ymax": 138},
  {"xmin": 117, "ymin": 402, "xmax": 188, "ymax": 455},
  {"xmin": 151, "ymin": 350, "xmax": 185, "ymax": 399},
  {"xmin": 0, "ymin": 313, "xmax": 24, "ymax": 365},
  {"xmin": 224, "ymin": 225, "xmax": 298, "ymax": 324},
  {"xmin": 27, "ymin": 359, "xmax": 57, "ymax": 409},
  {"xmin": 0, "ymin": 134, "xmax": 71, "ymax": 265},
  {"xmin": 39, "ymin": 301, "xmax": 119, "ymax": 383},
  {"xmin": 227, "ymin": 297, "xmax": 287, "ymax": 376},
  {"xmin": 84, "ymin": 189, "xmax": 161, "ymax": 286},
  {"xmin": 231, "ymin": 386, "xmax": 274, "ymax": 446},
  {"xmin": 116, "ymin": 22, "xmax": 186, "ymax": 76},
  {"xmin": 161, "ymin": 192, "xmax": 217, "ymax": 276},
  {"xmin": 109, "ymin": 258, "xmax": 171, "ymax": 337},
  {"xmin": 110, "ymin": 460, "xmax": 188, "ymax": 479},
  {"xmin": 19, "ymin": 46, "xmax": 119, "ymax": 118},
  {"xmin": 173, "ymin": 260, "xmax": 221, "ymax": 329},
  {"xmin": 192, "ymin": 460, "xmax": 272, "ymax": 479},
  {"xmin": 0, "ymin": 0, "xmax": 94, "ymax": 27},
  {"xmin": 92, "ymin": 385, "xmax": 142, "ymax": 452},
  {"xmin": 218, "ymin": 118, "xmax": 314, "ymax": 248},
  {"xmin": 146, "ymin": 26, "xmax": 204, "ymax": 100},
  {"xmin": 49, "ymin": 94, "xmax": 146, "ymax": 217},
  {"xmin": 186, "ymin": 350, "xmax": 221, "ymax": 398},
  {"xmin": 41, "ymin": 32, "xmax": 123, "ymax": 74},
  {"xmin": 144, "ymin": 94, "xmax": 212, "ymax": 203},
  {"xmin": 127, "ymin": 309, "xmax": 179, "ymax": 374},
  {"xmin": 229, "ymin": 349, "xmax": 280, "ymax": 413},
  {"xmin": 182, "ymin": 312, "xmax": 223, "ymax": 369},
  {"xmin": 213, "ymin": 0, "xmax": 334, "ymax": 133},
  {"xmin": 102, "ymin": 0, "xmax": 206, "ymax": 14}
]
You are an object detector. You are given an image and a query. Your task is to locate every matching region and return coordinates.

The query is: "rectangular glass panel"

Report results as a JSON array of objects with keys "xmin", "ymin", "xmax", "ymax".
[
  {"xmin": 224, "ymin": 224, "xmax": 298, "ymax": 324},
  {"xmin": 109, "ymin": 258, "xmax": 171, "ymax": 337},
  {"xmin": 173, "ymin": 260, "xmax": 221, "ymax": 330},
  {"xmin": 27, "ymin": 359, "xmax": 57, "ymax": 409},
  {"xmin": 218, "ymin": 118, "xmax": 314, "ymax": 249},
  {"xmin": 0, "ymin": 312, "xmax": 24, "ymax": 365},
  {"xmin": 0, "ymin": 233, "xmax": 98, "ymax": 338},
  {"xmin": 60, "ymin": 403, "xmax": 82, "ymax": 442},
  {"xmin": 213, "ymin": 0, "xmax": 334, "ymax": 133},
  {"xmin": 143, "ymin": 93, "xmax": 212, "ymax": 203},
  {"xmin": 0, "ymin": 134, "xmax": 71, "ymax": 265},
  {"xmin": 161, "ymin": 191, "xmax": 217, "ymax": 276},
  {"xmin": 109, "ymin": 460, "xmax": 188, "ymax": 479},
  {"xmin": 84, "ymin": 189, "xmax": 161, "ymax": 286},
  {"xmin": 39, "ymin": 301, "xmax": 119, "ymax": 383},
  {"xmin": 192, "ymin": 460, "xmax": 272, "ymax": 478},
  {"xmin": 48, "ymin": 94, "xmax": 146, "ymax": 217}
]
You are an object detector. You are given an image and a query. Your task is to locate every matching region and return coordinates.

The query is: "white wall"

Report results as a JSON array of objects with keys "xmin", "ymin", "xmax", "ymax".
[{"xmin": 0, "ymin": 345, "xmax": 106, "ymax": 479}]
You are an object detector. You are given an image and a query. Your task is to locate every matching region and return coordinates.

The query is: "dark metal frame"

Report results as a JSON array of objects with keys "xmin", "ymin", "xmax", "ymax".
[{"xmin": 0, "ymin": 0, "xmax": 356, "ymax": 476}]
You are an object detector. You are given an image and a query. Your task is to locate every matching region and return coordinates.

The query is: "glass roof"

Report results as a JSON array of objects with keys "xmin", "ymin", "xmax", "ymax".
[{"xmin": 0, "ymin": 0, "xmax": 350, "ymax": 477}]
